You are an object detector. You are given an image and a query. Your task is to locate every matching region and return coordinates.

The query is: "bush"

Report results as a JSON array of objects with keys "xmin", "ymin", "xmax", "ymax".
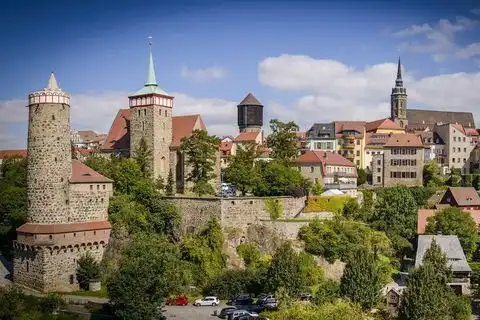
[
  {"xmin": 265, "ymin": 198, "xmax": 283, "ymax": 220},
  {"xmin": 287, "ymin": 186, "xmax": 306, "ymax": 197},
  {"xmin": 304, "ymin": 196, "xmax": 349, "ymax": 214},
  {"xmin": 313, "ymin": 279, "xmax": 340, "ymax": 305},
  {"xmin": 76, "ymin": 252, "xmax": 101, "ymax": 290},
  {"xmin": 203, "ymin": 269, "xmax": 259, "ymax": 299}
]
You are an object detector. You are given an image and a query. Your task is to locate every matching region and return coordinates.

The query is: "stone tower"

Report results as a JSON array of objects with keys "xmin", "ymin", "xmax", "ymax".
[
  {"xmin": 14, "ymin": 74, "xmax": 112, "ymax": 292},
  {"xmin": 237, "ymin": 93, "xmax": 263, "ymax": 133},
  {"xmin": 390, "ymin": 57, "xmax": 408, "ymax": 128},
  {"xmin": 129, "ymin": 39, "xmax": 174, "ymax": 180}
]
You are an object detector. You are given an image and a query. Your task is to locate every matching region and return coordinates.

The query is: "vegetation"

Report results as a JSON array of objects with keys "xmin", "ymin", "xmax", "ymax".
[
  {"xmin": 236, "ymin": 243, "xmax": 261, "ymax": 269},
  {"xmin": 265, "ymin": 198, "xmax": 284, "ymax": 220},
  {"xmin": 165, "ymin": 169, "xmax": 175, "ymax": 196},
  {"xmin": 426, "ymin": 207, "xmax": 479, "ymax": 259},
  {"xmin": 134, "ymin": 137, "xmax": 153, "ymax": 177},
  {"xmin": 223, "ymin": 142, "xmax": 261, "ymax": 195},
  {"xmin": 252, "ymin": 160, "xmax": 306, "ymax": 196},
  {"xmin": 310, "ymin": 182, "xmax": 324, "ymax": 196},
  {"xmin": 357, "ymin": 168, "xmax": 367, "ymax": 186},
  {"xmin": 76, "ymin": 252, "xmax": 101, "ymax": 290},
  {"xmin": 399, "ymin": 240, "xmax": 472, "ymax": 319},
  {"xmin": 180, "ymin": 129, "xmax": 220, "ymax": 196},
  {"xmin": 266, "ymin": 119, "xmax": 300, "ymax": 162},
  {"xmin": 423, "ymin": 161, "xmax": 445, "ymax": 187},
  {"xmin": 447, "ymin": 167, "xmax": 462, "ymax": 187},
  {"xmin": 340, "ymin": 248, "xmax": 384, "ymax": 310},
  {"xmin": 303, "ymin": 196, "xmax": 350, "ymax": 214}
]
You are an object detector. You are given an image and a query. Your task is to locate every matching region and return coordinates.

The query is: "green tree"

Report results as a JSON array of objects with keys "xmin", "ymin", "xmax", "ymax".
[
  {"xmin": 76, "ymin": 252, "xmax": 100, "ymax": 290},
  {"xmin": 423, "ymin": 161, "xmax": 445, "ymax": 187},
  {"xmin": 107, "ymin": 234, "xmax": 186, "ymax": 320},
  {"xmin": 266, "ymin": 242, "xmax": 306, "ymax": 296},
  {"xmin": 311, "ymin": 182, "xmax": 324, "ymax": 196},
  {"xmin": 464, "ymin": 174, "xmax": 474, "ymax": 187},
  {"xmin": 165, "ymin": 169, "xmax": 175, "ymax": 196},
  {"xmin": 357, "ymin": 168, "xmax": 367, "ymax": 186},
  {"xmin": 340, "ymin": 248, "xmax": 383, "ymax": 310},
  {"xmin": 253, "ymin": 161, "xmax": 304, "ymax": 196},
  {"xmin": 425, "ymin": 207, "xmax": 479, "ymax": 259},
  {"xmin": 134, "ymin": 137, "xmax": 153, "ymax": 177},
  {"xmin": 180, "ymin": 129, "xmax": 220, "ymax": 196},
  {"xmin": 313, "ymin": 279, "xmax": 341, "ymax": 305},
  {"xmin": 0, "ymin": 157, "xmax": 27, "ymax": 259},
  {"xmin": 399, "ymin": 239, "xmax": 471, "ymax": 320},
  {"xmin": 203, "ymin": 269, "xmax": 259, "ymax": 299},
  {"xmin": 474, "ymin": 174, "xmax": 480, "ymax": 191},
  {"xmin": 266, "ymin": 119, "xmax": 300, "ymax": 162},
  {"xmin": 447, "ymin": 167, "xmax": 462, "ymax": 187},
  {"xmin": 236, "ymin": 243, "xmax": 261, "ymax": 269},
  {"xmin": 342, "ymin": 197, "xmax": 360, "ymax": 219},
  {"xmin": 223, "ymin": 142, "xmax": 261, "ymax": 195}
]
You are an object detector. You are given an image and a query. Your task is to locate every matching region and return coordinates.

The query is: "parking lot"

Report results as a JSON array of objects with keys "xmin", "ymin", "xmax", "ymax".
[{"xmin": 163, "ymin": 303, "xmax": 260, "ymax": 320}]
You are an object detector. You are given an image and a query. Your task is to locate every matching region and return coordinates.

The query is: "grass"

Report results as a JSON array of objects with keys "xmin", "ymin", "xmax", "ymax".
[{"xmin": 65, "ymin": 286, "xmax": 109, "ymax": 299}]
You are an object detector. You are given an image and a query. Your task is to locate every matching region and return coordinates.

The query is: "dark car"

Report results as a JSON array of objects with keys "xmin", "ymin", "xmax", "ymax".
[
  {"xmin": 218, "ymin": 306, "xmax": 237, "ymax": 319},
  {"xmin": 165, "ymin": 295, "xmax": 189, "ymax": 306},
  {"xmin": 261, "ymin": 298, "xmax": 278, "ymax": 311},
  {"xmin": 232, "ymin": 294, "xmax": 254, "ymax": 305}
]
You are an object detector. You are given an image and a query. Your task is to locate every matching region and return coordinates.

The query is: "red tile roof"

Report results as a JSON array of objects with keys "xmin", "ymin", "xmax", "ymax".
[
  {"xmin": 444, "ymin": 187, "xmax": 480, "ymax": 207},
  {"xmin": 295, "ymin": 150, "xmax": 355, "ymax": 167},
  {"xmin": 235, "ymin": 131, "xmax": 261, "ymax": 142},
  {"xmin": 417, "ymin": 208, "xmax": 480, "ymax": 233},
  {"xmin": 17, "ymin": 220, "xmax": 111, "ymax": 234},
  {"xmin": 102, "ymin": 109, "xmax": 206, "ymax": 150},
  {"xmin": 0, "ymin": 149, "xmax": 28, "ymax": 159},
  {"xmin": 465, "ymin": 128, "xmax": 479, "ymax": 136},
  {"xmin": 335, "ymin": 121, "xmax": 366, "ymax": 135},
  {"xmin": 365, "ymin": 133, "xmax": 391, "ymax": 146},
  {"xmin": 220, "ymin": 141, "xmax": 233, "ymax": 153},
  {"xmin": 365, "ymin": 118, "xmax": 403, "ymax": 133},
  {"xmin": 71, "ymin": 160, "xmax": 113, "ymax": 183},
  {"xmin": 384, "ymin": 133, "xmax": 424, "ymax": 148}
]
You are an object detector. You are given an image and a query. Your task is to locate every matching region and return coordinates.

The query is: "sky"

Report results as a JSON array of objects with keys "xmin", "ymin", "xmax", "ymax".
[{"xmin": 1, "ymin": 0, "xmax": 480, "ymax": 149}]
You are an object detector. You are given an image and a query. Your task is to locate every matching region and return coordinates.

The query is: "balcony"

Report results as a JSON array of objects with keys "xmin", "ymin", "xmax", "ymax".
[
  {"xmin": 345, "ymin": 153, "xmax": 355, "ymax": 161},
  {"xmin": 343, "ymin": 142, "xmax": 355, "ymax": 149},
  {"xmin": 324, "ymin": 182, "xmax": 357, "ymax": 190}
]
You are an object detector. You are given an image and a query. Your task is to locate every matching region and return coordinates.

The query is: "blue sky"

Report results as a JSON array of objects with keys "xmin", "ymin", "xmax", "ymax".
[{"xmin": 1, "ymin": 0, "xmax": 480, "ymax": 148}]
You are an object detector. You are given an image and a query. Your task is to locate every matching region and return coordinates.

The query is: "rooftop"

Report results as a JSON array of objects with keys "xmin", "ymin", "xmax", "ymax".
[
  {"xmin": 235, "ymin": 131, "xmax": 262, "ymax": 142},
  {"xmin": 295, "ymin": 150, "xmax": 356, "ymax": 167},
  {"xmin": 238, "ymin": 93, "xmax": 262, "ymax": 106},
  {"xmin": 70, "ymin": 160, "xmax": 113, "ymax": 183},
  {"xmin": 365, "ymin": 118, "xmax": 403, "ymax": 133},
  {"xmin": 384, "ymin": 133, "xmax": 424, "ymax": 148},
  {"xmin": 444, "ymin": 187, "xmax": 480, "ymax": 207}
]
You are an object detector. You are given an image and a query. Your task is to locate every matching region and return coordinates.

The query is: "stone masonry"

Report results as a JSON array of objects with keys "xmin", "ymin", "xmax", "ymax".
[{"xmin": 13, "ymin": 74, "xmax": 113, "ymax": 292}]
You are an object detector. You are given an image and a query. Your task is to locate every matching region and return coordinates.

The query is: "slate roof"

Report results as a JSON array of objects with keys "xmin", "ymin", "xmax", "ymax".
[
  {"xmin": 416, "ymin": 131, "xmax": 445, "ymax": 145},
  {"xmin": 101, "ymin": 109, "xmax": 206, "ymax": 151},
  {"xmin": 415, "ymin": 235, "xmax": 471, "ymax": 273},
  {"xmin": 307, "ymin": 123, "xmax": 336, "ymax": 139},
  {"xmin": 238, "ymin": 93, "xmax": 262, "ymax": 106},
  {"xmin": 407, "ymin": 109, "xmax": 476, "ymax": 130},
  {"xmin": 443, "ymin": 187, "xmax": 480, "ymax": 207}
]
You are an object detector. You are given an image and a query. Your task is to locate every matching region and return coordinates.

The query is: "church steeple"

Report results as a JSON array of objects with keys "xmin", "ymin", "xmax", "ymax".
[
  {"xmin": 390, "ymin": 57, "xmax": 408, "ymax": 129},
  {"xmin": 146, "ymin": 38, "xmax": 157, "ymax": 86}
]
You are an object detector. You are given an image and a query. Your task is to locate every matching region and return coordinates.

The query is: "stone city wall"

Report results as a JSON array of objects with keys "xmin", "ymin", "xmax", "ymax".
[{"xmin": 69, "ymin": 182, "xmax": 113, "ymax": 222}]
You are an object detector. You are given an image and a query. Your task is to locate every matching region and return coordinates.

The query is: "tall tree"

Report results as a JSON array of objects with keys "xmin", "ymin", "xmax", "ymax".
[
  {"xmin": 224, "ymin": 142, "xmax": 261, "ymax": 195},
  {"xmin": 340, "ymin": 248, "xmax": 383, "ymax": 310},
  {"xmin": 399, "ymin": 239, "xmax": 471, "ymax": 319},
  {"xmin": 425, "ymin": 207, "xmax": 479, "ymax": 259},
  {"xmin": 253, "ymin": 160, "xmax": 305, "ymax": 196},
  {"xmin": 165, "ymin": 169, "xmax": 175, "ymax": 196},
  {"xmin": 266, "ymin": 242, "xmax": 306, "ymax": 296},
  {"xmin": 447, "ymin": 167, "xmax": 462, "ymax": 187},
  {"xmin": 357, "ymin": 168, "xmax": 367, "ymax": 186},
  {"xmin": 180, "ymin": 130, "xmax": 220, "ymax": 196},
  {"xmin": 266, "ymin": 119, "xmax": 300, "ymax": 162},
  {"xmin": 134, "ymin": 137, "xmax": 153, "ymax": 177},
  {"xmin": 423, "ymin": 161, "xmax": 445, "ymax": 187}
]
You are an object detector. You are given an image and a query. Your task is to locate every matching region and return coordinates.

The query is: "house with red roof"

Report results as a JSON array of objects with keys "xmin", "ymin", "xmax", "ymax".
[{"xmin": 295, "ymin": 150, "xmax": 358, "ymax": 197}]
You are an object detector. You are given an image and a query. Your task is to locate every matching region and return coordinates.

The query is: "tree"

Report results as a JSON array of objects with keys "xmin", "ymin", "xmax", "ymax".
[
  {"xmin": 76, "ymin": 252, "xmax": 100, "ymax": 290},
  {"xmin": 342, "ymin": 197, "xmax": 360, "ymax": 219},
  {"xmin": 399, "ymin": 239, "xmax": 471, "ymax": 319},
  {"xmin": 223, "ymin": 142, "xmax": 261, "ymax": 195},
  {"xmin": 313, "ymin": 279, "xmax": 340, "ymax": 305},
  {"xmin": 203, "ymin": 269, "xmax": 258, "ymax": 299},
  {"xmin": 180, "ymin": 129, "xmax": 220, "ymax": 196},
  {"xmin": 311, "ymin": 182, "xmax": 324, "ymax": 196},
  {"xmin": 165, "ymin": 169, "xmax": 175, "ymax": 196},
  {"xmin": 474, "ymin": 174, "xmax": 480, "ymax": 191},
  {"xmin": 236, "ymin": 243, "xmax": 261, "ymax": 269},
  {"xmin": 108, "ymin": 234, "xmax": 186, "ymax": 320},
  {"xmin": 266, "ymin": 119, "xmax": 300, "ymax": 162},
  {"xmin": 357, "ymin": 168, "xmax": 367, "ymax": 186},
  {"xmin": 340, "ymin": 248, "xmax": 383, "ymax": 310},
  {"xmin": 447, "ymin": 167, "xmax": 462, "ymax": 187},
  {"xmin": 253, "ymin": 161, "xmax": 305, "ymax": 196},
  {"xmin": 134, "ymin": 137, "xmax": 153, "ymax": 177},
  {"xmin": 425, "ymin": 207, "xmax": 479, "ymax": 259},
  {"xmin": 266, "ymin": 242, "xmax": 306, "ymax": 296},
  {"xmin": 423, "ymin": 161, "xmax": 445, "ymax": 187}
]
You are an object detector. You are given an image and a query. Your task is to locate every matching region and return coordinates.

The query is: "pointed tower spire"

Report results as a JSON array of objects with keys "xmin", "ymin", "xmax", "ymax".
[
  {"xmin": 395, "ymin": 57, "xmax": 403, "ymax": 87},
  {"xmin": 47, "ymin": 72, "xmax": 59, "ymax": 90},
  {"xmin": 146, "ymin": 36, "xmax": 157, "ymax": 86}
]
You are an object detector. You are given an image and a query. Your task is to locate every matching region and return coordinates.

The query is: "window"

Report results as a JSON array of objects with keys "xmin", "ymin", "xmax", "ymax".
[
  {"xmin": 164, "ymin": 110, "xmax": 167, "ymax": 117},
  {"xmin": 377, "ymin": 160, "xmax": 381, "ymax": 165},
  {"xmin": 70, "ymin": 275, "xmax": 74, "ymax": 284},
  {"xmin": 310, "ymin": 167, "xmax": 314, "ymax": 173},
  {"xmin": 49, "ymin": 235, "xmax": 52, "ymax": 240},
  {"xmin": 356, "ymin": 151, "xmax": 360, "ymax": 156},
  {"xmin": 356, "ymin": 160, "xmax": 360, "ymax": 165},
  {"xmin": 356, "ymin": 140, "xmax": 360, "ymax": 145},
  {"xmin": 452, "ymin": 158, "xmax": 455, "ymax": 163},
  {"xmin": 103, "ymin": 185, "xmax": 106, "ymax": 190},
  {"xmin": 377, "ymin": 176, "xmax": 381, "ymax": 183},
  {"xmin": 142, "ymin": 122, "xmax": 145, "ymax": 131},
  {"xmin": 52, "ymin": 115, "xmax": 55, "ymax": 120},
  {"xmin": 463, "ymin": 158, "xmax": 466, "ymax": 163},
  {"xmin": 90, "ymin": 185, "xmax": 93, "ymax": 190},
  {"xmin": 366, "ymin": 151, "xmax": 370, "ymax": 154},
  {"xmin": 463, "ymin": 137, "xmax": 466, "ymax": 142},
  {"xmin": 97, "ymin": 185, "xmax": 99, "ymax": 190},
  {"xmin": 144, "ymin": 109, "xmax": 147, "ymax": 116},
  {"xmin": 454, "ymin": 137, "xmax": 456, "ymax": 142},
  {"xmin": 26, "ymin": 261, "xmax": 29, "ymax": 272},
  {"xmin": 138, "ymin": 109, "xmax": 141, "ymax": 116},
  {"xmin": 457, "ymin": 147, "xmax": 460, "ymax": 152},
  {"xmin": 377, "ymin": 168, "xmax": 381, "ymax": 173},
  {"xmin": 464, "ymin": 148, "xmax": 467, "ymax": 152}
]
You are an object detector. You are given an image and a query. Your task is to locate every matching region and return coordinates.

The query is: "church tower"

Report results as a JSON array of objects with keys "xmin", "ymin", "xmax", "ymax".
[
  {"xmin": 390, "ymin": 57, "xmax": 408, "ymax": 128},
  {"xmin": 237, "ymin": 93, "xmax": 264, "ymax": 133},
  {"xmin": 129, "ymin": 38, "xmax": 174, "ymax": 180}
]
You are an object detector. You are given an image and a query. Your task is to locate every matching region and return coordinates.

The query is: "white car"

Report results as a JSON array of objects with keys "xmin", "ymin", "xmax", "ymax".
[
  {"xmin": 194, "ymin": 296, "xmax": 220, "ymax": 306},
  {"xmin": 230, "ymin": 310, "xmax": 259, "ymax": 319}
]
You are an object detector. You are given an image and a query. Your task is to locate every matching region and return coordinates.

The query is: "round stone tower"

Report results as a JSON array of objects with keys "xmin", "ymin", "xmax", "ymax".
[{"xmin": 27, "ymin": 73, "xmax": 72, "ymax": 223}]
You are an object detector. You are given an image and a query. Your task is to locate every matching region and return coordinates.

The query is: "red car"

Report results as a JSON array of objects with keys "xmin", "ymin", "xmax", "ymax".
[{"xmin": 166, "ymin": 295, "xmax": 189, "ymax": 306}]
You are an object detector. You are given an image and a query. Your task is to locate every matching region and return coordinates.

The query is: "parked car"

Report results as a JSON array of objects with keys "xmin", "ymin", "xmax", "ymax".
[
  {"xmin": 260, "ymin": 298, "xmax": 278, "ymax": 311},
  {"xmin": 256, "ymin": 294, "xmax": 275, "ymax": 305},
  {"xmin": 228, "ymin": 310, "xmax": 258, "ymax": 320},
  {"xmin": 218, "ymin": 306, "xmax": 237, "ymax": 319},
  {"xmin": 233, "ymin": 317, "xmax": 269, "ymax": 320},
  {"xmin": 299, "ymin": 293, "xmax": 312, "ymax": 303},
  {"xmin": 231, "ymin": 294, "xmax": 254, "ymax": 305},
  {"xmin": 166, "ymin": 295, "xmax": 189, "ymax": 306},
  {"xmin": 194, "ymin": 296, "xmax": 220, "ymax": 306}
]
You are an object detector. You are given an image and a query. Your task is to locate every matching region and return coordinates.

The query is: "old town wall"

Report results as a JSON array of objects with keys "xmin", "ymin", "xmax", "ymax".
[{"xmin": 69, "ymin": 183, "xmax": 113, "ymax": 222}]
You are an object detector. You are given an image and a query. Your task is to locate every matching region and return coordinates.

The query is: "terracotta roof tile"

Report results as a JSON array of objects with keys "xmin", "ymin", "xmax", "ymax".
[
  {"xmin": 465, "ymin": 128, "xmax": 479, "ymax": 136},
  {"xmin": 365, "ymin": 133, "xmax": 391, "ymax": 146},
  {"xmin": 101, "ymin": 109, "xmax": 206, "ymax": 150},
  {"xmin": 384, "ymin": 133, "xmax": 424, "ymax": 148},
  {"xmin": 0, "ymin": 149, "xmax": 28, "ymax": 159},
  {"xmin": 220, "ymin": 141, "xmax": 233, "ymax": 152},
  {"xmin": 17, "ymin": 220, "xmax": 111, "ymax": 234},
  {"xmin": 235, "ymin": 131, "xmax": 261, "ymax": 142},
  {"xmin": 334, "ymin": 121, "xmax": 366, "ymax": 135},
  {"xmin": 295, "ymin": 150, "xmax": 355, "ymax": 167},
  {"xmin": 417, "ymin": 208, "xmax": 480, "ymax": 233},
  {"xmin": 71, "ymin": 160, "xmax": 113, "ymax": 183},
  {"xmin": 446, "ymin": 187, "xmax": 480, "ymax": 206},
  {"xmin": 365, "ymin": 118, "xmax": 403, "ymax": 132}
]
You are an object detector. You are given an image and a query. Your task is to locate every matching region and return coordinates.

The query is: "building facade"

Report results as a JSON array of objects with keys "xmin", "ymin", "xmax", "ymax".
[
  {"xmin": 304, "ymin": 123, "xmax": 337, "ymax": 152},
  {"xmin": 372, "ymin": 134, "xmax": 424, "ymax": 187},
  {"xmin": 435, "ymin": 123, "xmax": 476, "ymax": 174},
  {"xmin": 13, "ymin": 74, "xmax": 112, "ymax": 292}
]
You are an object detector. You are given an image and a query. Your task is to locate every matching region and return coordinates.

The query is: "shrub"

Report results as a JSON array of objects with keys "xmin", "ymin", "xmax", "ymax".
[
  {"xmin": 287, "ymin": 186, "xmax": 306, "ymax": 197},
  {"xmin": 265, "ymin": 198, "xmax": 283, "ymax": 220},
  {"xmin": 304, "ymin": 196, "xmax": 349, "ymax": 214},
  {"xmin": 76, "ymin": 252, "xmax": 101, "ymax": 290},
  {"xmin": 203, "ymin": 269, "xmax": 258, "ymax": 299}
]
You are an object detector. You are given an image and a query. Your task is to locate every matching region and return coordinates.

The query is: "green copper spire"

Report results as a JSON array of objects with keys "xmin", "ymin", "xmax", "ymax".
[{"xmin": 146, "ymin": 37, "xmax": 157, "ymax": 86}]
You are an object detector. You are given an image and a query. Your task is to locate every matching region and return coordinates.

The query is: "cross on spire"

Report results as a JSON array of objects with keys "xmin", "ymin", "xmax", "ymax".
[{"xmin": 145, "ymin": 36, "xmax": 158, "ymax": 86}]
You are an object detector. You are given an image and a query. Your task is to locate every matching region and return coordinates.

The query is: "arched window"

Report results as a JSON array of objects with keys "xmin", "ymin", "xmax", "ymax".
[{"xmin": 160, "ymin": 157, "xmax": 166, "ymax": 173}]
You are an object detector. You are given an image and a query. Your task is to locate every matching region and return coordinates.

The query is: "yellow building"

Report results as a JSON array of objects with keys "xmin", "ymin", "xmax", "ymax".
[
  {"xmin": 334, "ymin": 121, "xmax": 366, "ymax": 169},
  {"xmin": 366, "ymin": 118, "xmax": 405, "ymax": 134}
]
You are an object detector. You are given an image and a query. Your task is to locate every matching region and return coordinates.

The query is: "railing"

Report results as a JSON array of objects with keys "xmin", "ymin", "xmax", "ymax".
[
  {"xmin": 343, "ymin": 142, "xmax": 355, "ymax": 149},
  {"xmin": 324, "ymin": 182, "xmax": 357, "ymax": 190}
]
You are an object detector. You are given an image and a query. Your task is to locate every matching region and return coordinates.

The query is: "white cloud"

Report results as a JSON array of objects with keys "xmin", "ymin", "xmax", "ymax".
[
  {"xmin": 0, "ymin": 92, "xmax": 238, "ymax": 149},
  {"xmin": 472, "ymin": 8, "xmax": 480, "ymax": 15},
  {"xmin": 456, "ymin": 42, "xmax": 480, "ymax": 59},
  {"xmin": 180, "ymin": 66, "xmax": 227, "ymax": 82},
  {"xmin": 394, "ymin": 16, "xmax": 480, "ymax": 61},
  {"xmin": 259, "ymin": 55, "xmax": 480, "ymax": 131}
]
